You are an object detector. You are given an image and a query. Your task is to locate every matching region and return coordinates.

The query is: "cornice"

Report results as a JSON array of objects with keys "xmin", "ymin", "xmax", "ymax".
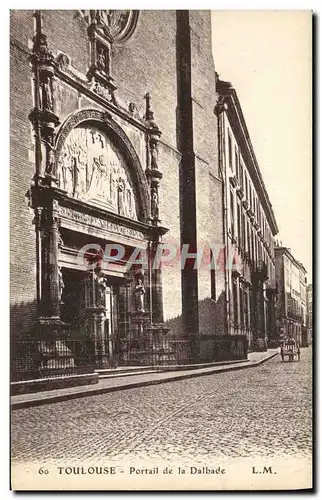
[{"xmin": 216, "ymin": 79, "xmax": 279, "ymax": 236}]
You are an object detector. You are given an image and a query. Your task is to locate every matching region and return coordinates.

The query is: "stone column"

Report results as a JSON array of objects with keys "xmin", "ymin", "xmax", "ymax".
[
  {"xmin": 150, "ymin": 239, "xmax": 164, "ymax": 324},
  {"xmin": 251, "ymin": 275, "xmax": 267, "ymax": 352},
  {"xmin": 266, "ymin": 286, "xmax": 278, "ymax": 348},
  {"xmin": 41, "ymin": 200, "xmax": 61, "ymax": 319}
]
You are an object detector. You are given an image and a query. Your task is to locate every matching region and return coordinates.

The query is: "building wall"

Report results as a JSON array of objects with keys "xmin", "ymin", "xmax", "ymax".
[
  {"xmin": 275, "ymin": 246, "xmax": 307, "ymax": 346},
  {"xmin": 190, "ymin": 11, "xmax": 224, "ymax": 339},
  {"xmin": 275, "ymin": 250, "xmax": 285, "ymax": 328},
  {"xmin": 10, "ymin": 11, "xmax": 37, "ymax": 339},
  {"xmin": 220, "ymin": 106, "xmax": 276, "ymax": 348},
  {"xmin": 10, "ymin": 10, "xmax": 225, "ymax": 349},
  {"xmin": 306, "ymin": 284, "xmax": 312, "ymax": 343}
]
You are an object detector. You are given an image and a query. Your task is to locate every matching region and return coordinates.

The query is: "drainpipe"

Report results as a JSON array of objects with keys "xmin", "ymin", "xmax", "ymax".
[{"xmin": 216, "ymin": 101, "xmax": 230, "ymax": 337}]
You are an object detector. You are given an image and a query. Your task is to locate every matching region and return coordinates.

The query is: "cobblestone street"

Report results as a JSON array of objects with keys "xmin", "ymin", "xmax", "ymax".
[{"xmin": 11, "ymin": 348, "xmax": 312, "ymax": 465}]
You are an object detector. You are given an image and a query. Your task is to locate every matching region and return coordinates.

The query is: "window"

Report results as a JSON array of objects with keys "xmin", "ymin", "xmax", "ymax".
[
  {"xmin": 210, "ymin": 249, "xmax": 216, "ymax": 301},
  {"xmin": 247, "ymin": 220, "xmax": 251, "ymax": 257},
  {"xmin": 256, "ymin": 237, "xmax": 259, "ymax": 263},
  {"xmin": 235, "ymin": 147, "xmax": 239, "ymax": 179},
  {"xmin": 239, "ymin": 283, "xmax": 244, "ymax": 327},
  {"xmin": 237, "ymin": 201, "xmax": 241, "ymax": 247},
  {"xmin": 232, "ymin": 278, "xmax": 238, "ymax": 326},
  {"xmin": 230, "ymin": 190, "xmax": 235, "ymax": 239},
  {"xmin": 242, "ymin": 212, "xmax": 246, "ymax": 251},
  {"xmin": 245, "ymin": 289, "xmax": 249, "ymax": 329},
  {"xmin": 228, "ymin": 133, "xmax": 233, "ymax": 171}
]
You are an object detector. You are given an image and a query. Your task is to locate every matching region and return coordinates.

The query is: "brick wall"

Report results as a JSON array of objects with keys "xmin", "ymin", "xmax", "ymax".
[{"xmin": 10, "ymin": 30, "xmax": 37, "ymax": 338}]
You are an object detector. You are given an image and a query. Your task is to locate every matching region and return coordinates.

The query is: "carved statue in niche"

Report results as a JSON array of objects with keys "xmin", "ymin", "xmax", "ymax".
[
  {"xmin": 57, "ymin": 126, "xmax": 138, "ymax": 219},
  {"xmin": 94, "ymin": 268, "xmax": 108, "ymax": 308},
  {"xmin": 150, "ymin": 140, "xmax": 158, "ymax": 169},
  {"xmin": 151, "ymin": 186, "xmax": 159, "ymax": 220},
  {"xmin": 42, "ymin": 138, "xmax": 56, "ymax": 175},
  {"xmin": 97, "ymin": 47, "xmax": 106, "ymax": 73},
  {"xmin": 134, "ymin": 274, "xmax": 145, "ymax": 312},
  {"xmin": 41, "ymin": 76, "xmax": 53, "ymax": 112},
  {"xmin": 58, "ymin": 267, "xmax": 65, "ymax": 303}
]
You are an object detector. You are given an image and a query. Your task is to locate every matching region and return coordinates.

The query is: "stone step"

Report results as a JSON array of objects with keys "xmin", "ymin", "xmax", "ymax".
[
  {"xmin": 95, "ymin": 365, "xmax": 157, "ymax": 377},
  {"xmin": 97, "ymin": 369, "xmax": 161, "ymax": 379},
  {"xmin": 11, "ymin": 372, "xmax": 99, "ymax": 396}
]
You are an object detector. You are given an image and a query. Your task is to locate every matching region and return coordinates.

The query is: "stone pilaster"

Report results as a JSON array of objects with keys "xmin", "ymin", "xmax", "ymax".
[
  {"xmin": 40, "ymin": 200, "xmax": 62, "ymax": 319},
  {"xmin": 29, "ymin": 10, "xmax": 60, "ymax": 187},
  {"xmin": 251, "ymin": 262, "xmax": 268, "ymax": 351}
]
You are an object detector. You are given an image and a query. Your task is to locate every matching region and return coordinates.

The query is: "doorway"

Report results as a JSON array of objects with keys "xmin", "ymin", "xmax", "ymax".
[{"xmin": 60, "ymin": 268, "xmax": 130, "ymax": 366}]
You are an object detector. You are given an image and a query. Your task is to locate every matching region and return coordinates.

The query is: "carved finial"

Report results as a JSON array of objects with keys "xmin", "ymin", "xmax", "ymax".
[
  {"xmin": 32, "ymin": 10, "xmax": 54, "ymax": 69},
  {"xmin": 34, "ymin": 10, "xmax": 43, "ymax": 35},
  {"xmin": 144, "ymin": 92, "xmax": 154, "ymax": 121}
]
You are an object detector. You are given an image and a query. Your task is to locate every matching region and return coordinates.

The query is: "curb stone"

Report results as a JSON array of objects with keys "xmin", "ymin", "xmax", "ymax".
[{"xmin": 11, "ymin": 351, "xmax": 278, "ymax": 410}]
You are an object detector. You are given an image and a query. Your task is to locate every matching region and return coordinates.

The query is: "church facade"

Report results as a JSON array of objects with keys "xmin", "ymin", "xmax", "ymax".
[{"xmin": 11, "ymin": 10, "xmax": 267, "ymax": 380}]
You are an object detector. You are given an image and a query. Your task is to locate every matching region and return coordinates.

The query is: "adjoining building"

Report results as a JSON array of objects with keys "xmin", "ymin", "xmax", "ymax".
[
  {"xmin": 275, "ymin": 243, "xmax": 307, "ymax": 346},
  {"xmin": 306, "ymin": 284, "xmax": 313, "ymax": 345},
  {"xmin": 215, "ymin": 78, "xmax": 279, "ymax": 351}
]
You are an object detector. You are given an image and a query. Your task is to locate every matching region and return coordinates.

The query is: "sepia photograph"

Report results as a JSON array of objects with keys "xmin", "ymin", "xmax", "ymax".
[{"xmin": 9, "ymin": 7, "xmax": 312, "ymax": 491}]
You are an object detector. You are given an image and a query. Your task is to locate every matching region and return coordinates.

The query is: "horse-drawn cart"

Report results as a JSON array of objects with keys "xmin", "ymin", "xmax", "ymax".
[{"xmin": 280, "ymin": 337, "xmax": 300, "ymax": 362}]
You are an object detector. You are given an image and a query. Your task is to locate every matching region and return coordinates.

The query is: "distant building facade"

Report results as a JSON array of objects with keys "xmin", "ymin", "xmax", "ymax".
[
  {"xmin": 306, "ymin": 284, "xmax": 312, "ymax": 345},
  {"xmin": 275, "ymin": 244, "xmax": 307, "ymax": 346},
  {"xmin": 215, "ymin": 78, "xmax": 279, "ymax": 351}
]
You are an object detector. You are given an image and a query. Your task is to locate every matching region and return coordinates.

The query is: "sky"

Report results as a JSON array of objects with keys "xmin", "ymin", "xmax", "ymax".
[{"xmin": 211, "ymin": 10, "xmax": 312, "ymax": 282}]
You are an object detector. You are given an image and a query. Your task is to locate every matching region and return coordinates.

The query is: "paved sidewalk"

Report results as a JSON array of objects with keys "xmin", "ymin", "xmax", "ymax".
[{"xmin": 11, "ymin": 349, "xmax": 279, "ymax": 410}]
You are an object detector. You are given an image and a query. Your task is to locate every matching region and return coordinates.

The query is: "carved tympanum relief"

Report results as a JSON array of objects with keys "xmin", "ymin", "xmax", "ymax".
[{"xmin": 57, "ymin": 125, "xmax": 138, "ymax": 220}]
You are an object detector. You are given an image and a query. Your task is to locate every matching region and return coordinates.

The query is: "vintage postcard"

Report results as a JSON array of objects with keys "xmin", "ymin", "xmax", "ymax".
[{"xmin": 10, "ymin": 9, "xmax": 312, "ymax": 491}]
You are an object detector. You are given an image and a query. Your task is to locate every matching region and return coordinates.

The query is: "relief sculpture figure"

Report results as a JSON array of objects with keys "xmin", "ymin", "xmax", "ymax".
[
  {"xmin": 57, "ymin": 126, "xmax": 137, "ymax": 219},
  {"xmin": 87, "ymin": 154, "xmax": 107, "ymax": 200}
]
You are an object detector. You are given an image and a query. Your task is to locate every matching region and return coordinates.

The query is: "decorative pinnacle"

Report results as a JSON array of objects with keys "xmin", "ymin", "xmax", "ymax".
[{"xmin": 144, "ymin": 92, "xmax": 154, "ymax": 121}]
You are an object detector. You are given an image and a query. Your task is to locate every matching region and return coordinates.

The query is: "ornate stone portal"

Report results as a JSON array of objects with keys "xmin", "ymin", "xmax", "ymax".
[
  {"xmin": 56, "ymin": 125, "xmax": 138, "ymax": 219},
  {"xmin": 27, "ymin": 11, "xmax": 170, "ymax": 372}
]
